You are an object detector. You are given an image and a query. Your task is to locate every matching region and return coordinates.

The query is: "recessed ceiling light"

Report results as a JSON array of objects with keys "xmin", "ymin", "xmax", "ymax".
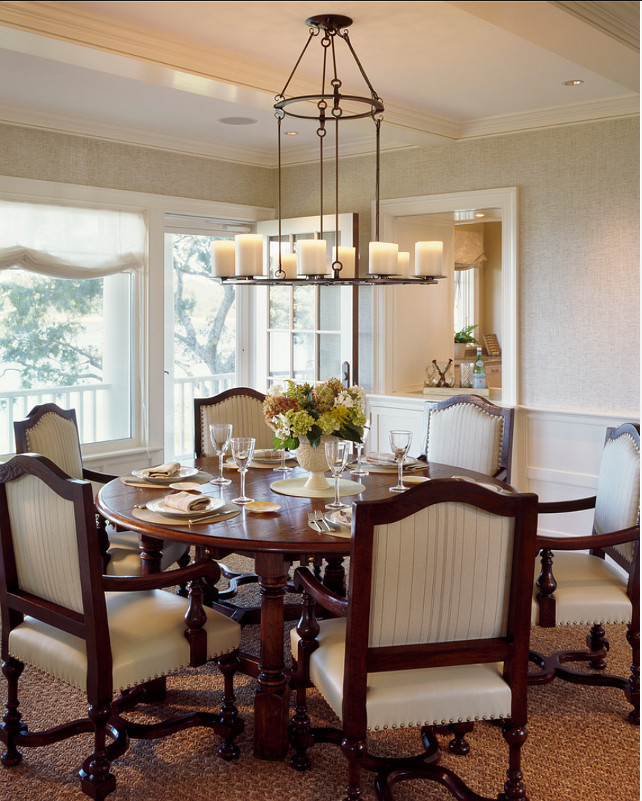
[
  {"xmin": 563, "ymin": 80, "xmax": 584, "ymax": 87},
  {"xmin": 218, "ymin": 116, "xmax": 258, "ymax": 125},
  {"xmin": 284, "ymin": 131, "xmax": 298, "ymax": 136},
  {"xmin": 475, "ymin": 212, "xmax": 485, "ymax": 218}
]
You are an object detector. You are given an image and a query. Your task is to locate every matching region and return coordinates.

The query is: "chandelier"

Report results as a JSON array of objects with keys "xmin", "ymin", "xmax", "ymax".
[{"xmin": 216, "ymin": 14, "xmax": 445, "ymax": 286}]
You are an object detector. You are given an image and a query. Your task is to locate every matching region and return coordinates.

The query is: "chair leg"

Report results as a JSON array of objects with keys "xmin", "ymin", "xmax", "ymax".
[
  {"xmin": 0, "ymin": 657, "xmax": 26, "ymax": 767},
  {"xmin": 626, "ymin": 622, "xmax": 640, "ymax": 725},
  {"xmin": 216, "ymin": 653, "xmax": 242, "ymax": 760},
  {"xmin": 501, "ymin": 722, "xmax": 528, "ymax": 801},
  {"xmin": 587, "ymin": 623, "xmax": 609, "ymax": 670},
  {"xmin": 79, "ymin": 703, "xmax": 116, "ymax": 801},
  {"xmin": 342, "ymin": 737, "xmax": 367, "ymax": 801}
]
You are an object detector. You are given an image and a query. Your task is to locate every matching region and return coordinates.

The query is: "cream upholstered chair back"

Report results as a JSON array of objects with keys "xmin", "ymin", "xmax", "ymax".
[
  {"xmin": 423, "ymin": 395, "xmax": 514, "ymax": 480},
  {"xmin": 5, "ymin": 471, "xmax": 84, "ymax": 614},
  {"xmin": 368, "ymin": 501, "xmax": 515, "ymax": 648},
  {"xmin": 194, "ymin": 387, "xmax": 272, "ymax": 456},
  {"xmin": 593, "ymin": 424, "xmax": 640, "ymax": 568},
  {"xmin": 14, "ymin": 405, "xmax": 84, "ymax": 480}
]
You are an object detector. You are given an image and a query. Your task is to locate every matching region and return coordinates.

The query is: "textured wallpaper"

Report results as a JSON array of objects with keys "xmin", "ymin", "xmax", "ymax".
[
  {"xmin": 0, "ymin": 124, "xmax": 275, "ymax": 208},
  {"xmin": 1, "ymin": 118, "xmax": 638, "ymax": 415},
  {"xmin": 280, "ymin": 118, "xmax": 640, "ymax": 416}
]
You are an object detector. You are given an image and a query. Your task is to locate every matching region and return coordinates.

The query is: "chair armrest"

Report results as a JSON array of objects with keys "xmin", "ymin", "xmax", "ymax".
[
  {"xmin": 293, "ymin": 567, "xmax": 348, "ymax": 618},
  {"xmin": 83, "ymin": 466, "xmax": 118, "ymax": 484},
  {"xmin": 537, "ymin": 525, "xmax": 639, "ymax": 552},
  {"xmin": 537, "ymin": 495, "xmax": 596, "ymax": 515},
  {"xmin": 102, "ymin": 560, "xmax": 221, "ymax": 592}
]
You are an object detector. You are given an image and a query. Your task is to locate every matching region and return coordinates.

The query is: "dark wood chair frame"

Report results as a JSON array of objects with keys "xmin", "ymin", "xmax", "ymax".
[
  {"xmin": 419, "ymin": 394, "xmax": 515, "ymax": 482},
  {"xmin": 194, "ymin": 388, "xmax": 267, "ymax": 622},
  {"xmin": 0, "ymin": 454, "xmax": 243, "ymax": 801},
  {"xmin": 531, "ymin": 422, "xmax": 640, "ymax": 724},
  {"xmin": 289, "ymin": 478, "xmax": 538, "ymax": 801},
  {"xmin": 14, "ymin": 402, "xmax": 191, "ymax": 576},
  {"xmin": 194, "ymin": 387, "xmax": 344, "ymax": 624}
]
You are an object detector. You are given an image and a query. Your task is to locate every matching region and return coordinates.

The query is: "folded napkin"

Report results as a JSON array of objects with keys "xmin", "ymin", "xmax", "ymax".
[
  {"xmin": 334, "ymin": 508, "xmax": 352, "ymax": 526},
  {"xmin": 142, "ymin": 461, "xmax": 181, "ymax": 478},
  {"xmin": 163, "ymin": 491, "xmax": 211, "ymax": 513},
  {"xmin": 366, "ymin": 452, "xmax": 396, "ymax": 464}
]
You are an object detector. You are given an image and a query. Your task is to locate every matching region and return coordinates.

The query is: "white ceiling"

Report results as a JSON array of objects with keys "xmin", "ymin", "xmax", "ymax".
[{"xmin": 0, "ymin": 1, "xmax": 638, "ymax": 166}]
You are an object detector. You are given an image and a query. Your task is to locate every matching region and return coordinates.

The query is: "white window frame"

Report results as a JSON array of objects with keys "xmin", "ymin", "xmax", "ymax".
[{"xmin": 0, "ymin": 176, "xmax": 272, "ymax": 468}]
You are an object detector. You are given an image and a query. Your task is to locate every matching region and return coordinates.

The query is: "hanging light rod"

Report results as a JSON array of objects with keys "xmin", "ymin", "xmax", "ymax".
[{"xmin": 217, "ymin": 14, "xmax": 445, "ymax": 286}]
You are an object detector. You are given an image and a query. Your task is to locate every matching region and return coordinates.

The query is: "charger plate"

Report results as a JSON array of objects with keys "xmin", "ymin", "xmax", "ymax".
[
  {"xmin": 132, "ymin": 502, "xmax": 241, "ymax": 525},
  {"xmin": 270, "ymin": 477, "xmax": 365, "ymax": 499}
]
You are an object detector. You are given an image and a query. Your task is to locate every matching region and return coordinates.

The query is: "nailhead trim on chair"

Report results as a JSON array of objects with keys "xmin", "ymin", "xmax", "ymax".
[{"xmin": 369, "ymin": 713, "xmax": 506, "ymax": 732}]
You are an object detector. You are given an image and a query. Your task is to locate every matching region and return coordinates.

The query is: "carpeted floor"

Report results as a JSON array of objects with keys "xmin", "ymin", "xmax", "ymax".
[{"xmin": 0, "ymin": 556, "xmax": 638, "ymax": 801}]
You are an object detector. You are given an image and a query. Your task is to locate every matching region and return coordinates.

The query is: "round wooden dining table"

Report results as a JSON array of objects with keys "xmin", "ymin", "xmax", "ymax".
[{"xmin": 96, "ymin": 457, "xmax": 509, "ymax": 760}]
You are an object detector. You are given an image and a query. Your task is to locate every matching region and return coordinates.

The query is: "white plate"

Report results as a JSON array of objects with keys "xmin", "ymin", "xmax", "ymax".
[
  {"xmin": 452, "ymin": 475, "xmax": 507, "ymax": 493},
  {"xmin": 404, "ymin": 475, "xmax": 430, "ymax": 484},
  {"xmin": 251, "ymin": 449, "xmax": 286, "ymax": 464},
  {"xmin": 146, "ymin": 496, "xmax": 225, "ymax": 517},
  {"xmin": 245, "ymin": 501, "xmax": 281, "ymax": 513},
  {"xmin": 169, "ymin": 481, "xmax": 205, "ymax": 491},
  {"xmin": 133, "ymin": 467, "xmax": 198, "ymax": 484}
]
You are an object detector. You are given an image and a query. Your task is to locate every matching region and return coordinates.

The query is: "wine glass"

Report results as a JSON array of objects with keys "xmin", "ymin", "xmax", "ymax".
[
  {"xmin": 351, "ymin": 416, "xmax": 371, "ymax": 476},
  {"xmin": 209, "ymin": 423, "xmax": 232, "ymax": 485},
  {"xmin": 325, "ymin": 439, "xmax": 350, "ymax": 510},
  {"xmin": 389, "ymin": 430, "xmax": 412, "ymax": 493},
  {"xmin": 274, "ymin": 445, "xmax": 292, "ymax": 474},
  {"xmin": 231, "ymin": 437, "xmax": 255, "ymax": 504}
]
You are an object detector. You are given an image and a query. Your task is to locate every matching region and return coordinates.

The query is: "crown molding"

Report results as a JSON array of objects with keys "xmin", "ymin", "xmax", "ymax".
[
  {"xmin": 460, "ymin": 94, "xmax": 640, "ymax": 138},
  {"xmin": 549, "ymin": 1, "xmax": 640, "ymax": 51},
  {"xmin": 0, "ymin": 101, "xmax": 276, "ymax": 166}
]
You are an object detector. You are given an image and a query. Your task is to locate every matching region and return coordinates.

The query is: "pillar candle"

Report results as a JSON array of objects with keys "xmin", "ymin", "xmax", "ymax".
[
  {"xmin": 332, "ymin": 246, "xmax": 356, "ymax": 278},
  {"xmin": 211, "ymin": 240, "xmax": 236, "ymax": 277},
  {"xmin": 297, "ymin": 239, "xmax": 326, "ymax": 275},
  {"xmin": 235, "ymin": 233, "xmax": 263, "ymax": 276},
  {"xmin": 279, "ymin": 253, "xmax": 297, "ymax": 279},
  {"xmin": 415, "ymin": 241, "xmax": 443, "ymax": 276},
  {"xmin": 397, "ymin": 251, "xmax": 410, "ymax": 277},
  {"xmin": 369, "ymin": 241, "xmax": 398, "ymax": 275}
]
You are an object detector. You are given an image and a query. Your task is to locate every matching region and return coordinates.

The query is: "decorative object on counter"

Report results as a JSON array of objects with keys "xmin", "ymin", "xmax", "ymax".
[
  {"xmin": 454, "ymin": 324, "xmax": 479, "ymax": 359},
  {"xmin": 483, "ymin": 333, "xmax": 502, "ymax": 356},
  {"xmin": 425, "ymin": 359, "xmax": 455, "ymax": 388},
  {"xmin": 263, "ymin": 378, "xmax": 366, "ymax": 489},
  {"xmin": 460, "ymin": 362, "xmax": 474, "ymax": 388},
  {"xmin": 473, "ymin": 347, "xmax": 487, "ymax": 389}
]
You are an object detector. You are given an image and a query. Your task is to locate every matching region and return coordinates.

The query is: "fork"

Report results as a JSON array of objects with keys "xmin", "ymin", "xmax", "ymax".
[
  {"xmin": 313, "ymin": 509, "xmax": 330, "ymax": 531},
  {"xmin": 307, "ymin": 511, "xmax": 321, "ymax": 532}
]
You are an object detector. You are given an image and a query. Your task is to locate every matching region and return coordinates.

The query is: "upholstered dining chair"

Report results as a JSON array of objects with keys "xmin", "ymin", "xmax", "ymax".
[
  {"xmin": 531, "ymin": 422, "xmax": 640, "ymax": 723},
  {"xmin": 194, "ymin": 386, "xmax": 272, "ymax": 457},
  {"xmin": 289, "ymin": 478, "xmax": 538, "ymax": 801},
  {"xmin": 420, "ymin": 394, "xmax": 514, "ymax": 482},
  {"xmin": 0, "ymin": 454, "xmax": 243, "ymax": 801},
  {"xmin": 14, "ymin": 403, "xmax": 190, "ymax": 576}
]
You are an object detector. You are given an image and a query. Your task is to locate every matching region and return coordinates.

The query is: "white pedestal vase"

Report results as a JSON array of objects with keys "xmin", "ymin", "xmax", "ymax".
[{"xmin": 296, "ymin": 435, "xmax": 333, "ymax": 489}]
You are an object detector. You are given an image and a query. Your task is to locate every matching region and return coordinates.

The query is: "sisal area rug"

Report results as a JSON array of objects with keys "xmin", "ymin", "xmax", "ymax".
[{"xmin": 0, "ymin": 556, "xmax": 638, "ymax": 801}]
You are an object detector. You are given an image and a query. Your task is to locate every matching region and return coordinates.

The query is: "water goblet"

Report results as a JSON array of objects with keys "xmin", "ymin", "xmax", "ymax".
[
  {"xmin": 389, "ymin": 430, "xmax": 412, "ymax": 492},
  {"xmin": 274, "ymin": 446, "xmax": 293, "ymax": 474},
  {"xmin": 351, "ymin": 417, "xmax": 371, "ymax": 476},
  {"xmin": 325, "ymin": 439, "xmax": 350, "ymax": 510},
  {"xmin": 209, "ymin": 423, "xmax": 232, "ymax": 485},
  {"xmin": 231, "ymin": 437, "xmax": 255, "ymax": 504}
]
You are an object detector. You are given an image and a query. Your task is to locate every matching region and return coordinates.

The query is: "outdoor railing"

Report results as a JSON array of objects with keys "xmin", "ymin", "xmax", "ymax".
[{"xmin": 0, "ymin": 372, "xmax": 235, "ymax": 458}]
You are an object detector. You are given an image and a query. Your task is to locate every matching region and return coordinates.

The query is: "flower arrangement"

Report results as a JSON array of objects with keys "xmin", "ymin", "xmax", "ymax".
[{"xmin": 263, "ymin": 378, "xmax": 366, "ymax": 450}]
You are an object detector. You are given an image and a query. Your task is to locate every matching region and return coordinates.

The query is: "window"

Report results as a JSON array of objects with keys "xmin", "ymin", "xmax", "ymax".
[
  {"xmin": 257, "ymin": 214, "xmax": 358, "ymax": 389},
  {"xmin": 0, "ymin": 199, "xmax": 144, "ymax": 453},
  {"xmin": 164, "ymin": 215, "xmax": 253, "ymax": 458}
]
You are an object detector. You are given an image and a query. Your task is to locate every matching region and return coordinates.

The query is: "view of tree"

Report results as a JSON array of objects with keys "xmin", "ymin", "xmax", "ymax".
[
  {"xmin": 171, "ymin": 234, "xmax": 236, "ymax": 377},
  {"xmin": 0, "ymin": 271, "xmax": 102, "ymax": 389}
]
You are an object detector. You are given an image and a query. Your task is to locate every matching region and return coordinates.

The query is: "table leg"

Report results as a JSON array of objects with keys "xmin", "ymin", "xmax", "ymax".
[
  {"xmin": 253, "ymin": 551, "xmax": 291, "ymax": 759},
  {"xmin": 139, "ymin": 534, "xmax": 163, "ymax": 574},
  {"xmin": 323, "ymin": 555, "xmax": 346, "ymax": 596}
]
